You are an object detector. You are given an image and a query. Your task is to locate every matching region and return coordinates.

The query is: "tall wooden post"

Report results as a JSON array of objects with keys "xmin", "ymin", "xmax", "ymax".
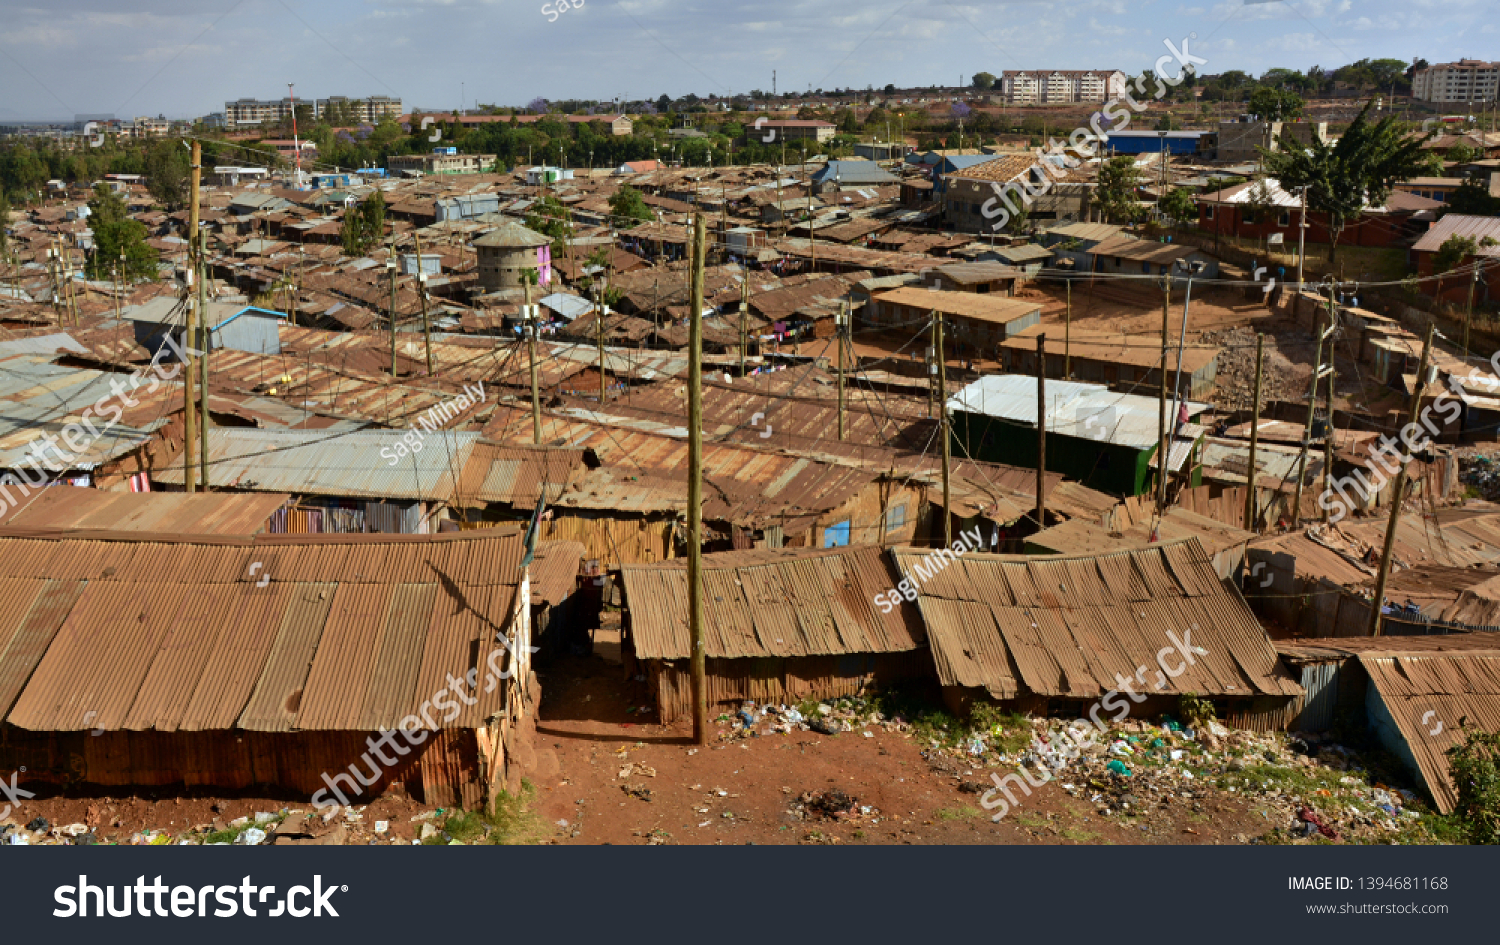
[
  {"xmin": 413, "ymin": 231, "xmax": 434, "ymax": 376},
  {"xmin": 687, "ymin": 214, "xmax": 708, "ymax": 745},
  {"xmin": 837, "ymin": 302, "xmax": 847, "ymax": 442},
  {"xmin": 740, "ymin": 275, "xmax": 749, "ymax": 376},
  {"xmin": 388, "ymin": 246, "xmax": 398, "ymax": 377},
  {"xmin": 596, "ymin": 285, "xmax": 607, "ymax": 406},
  {"xmin": 1064, "ymin": 279, "xmax": 1072, "ymax": 379},
  {"xmin": 1156, "ymin": 273, "xmax": 1170, "ymax": 515},
  {"xmin": 1292, "ymin": 310, "xmax": 1328, "ymax": 525},
  {"xmin": 1035, "ymin": 333, "xmax": 1047, "ymax": 531},
  {"xmin": 1320, "ymin": 302, "xmax": 1338, "ymax": 522},
  {"xmin": 1244, "ymin": 333, "xmax": 1264, "ymax": 531},
  {"xmin": 936, "ymin": 313, "xmax": 951, "ymax": 548},
  {"xmin": 185, "ymin": 142, "xmax": 200, "ymax": 494},
  {"xmin": 525, "ymin": 277, "xmax": 541, "ymax": 445},
  {"xmin": 198, "ymin": 229, "xmax": 210, "ymax": 490},
  {"xmin": 1369, "ymin": 324, "xmax": 1434, "ymax": 636}
]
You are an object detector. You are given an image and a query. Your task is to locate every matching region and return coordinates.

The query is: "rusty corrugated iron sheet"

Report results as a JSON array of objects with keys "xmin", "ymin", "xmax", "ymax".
[
  {"xmin": 454, "ymin": 441, "xmax": 590, "ymax": 508},
  {"xmin": 622, "ymin": 544, "xmax": 924, "ymax": 661},
  {"xmin": 1361, "ymin": 652, "xmax": 1500, "ymax": 813},
  {"xmin": 895, "ymin": 538, "xmax": 1301, "ymax": 702},
  {"xmin": 0, "ymin": 527, "xmax": 524, "ymax": 734},
  {"xmin": 530, "ymin": 540, "xmax": 584, "ymax": 607},
  {"xmin": 0, "ymin": 488, "xmax": 289, "ymax": 534}
]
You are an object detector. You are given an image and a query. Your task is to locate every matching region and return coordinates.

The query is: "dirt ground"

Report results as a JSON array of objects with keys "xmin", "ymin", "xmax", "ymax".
[{"xmin": 526, "ymin": 652, "xmax": 1271, "ymax": 846}]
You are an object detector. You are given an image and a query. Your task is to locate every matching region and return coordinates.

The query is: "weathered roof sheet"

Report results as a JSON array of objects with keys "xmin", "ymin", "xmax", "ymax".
[
  {"xmin": 1361, "ymin": 651, "xmax": 1500, "ymax": 814},
  {"xmin": 892, "ymin": 538, "xmax": 1300, "ymax": 701},
  {"xmin": 621, "ymin": 544, "xmax": 925, "ymax": 660},
  {"xmin": 0, "ymin": 488, "xmax": 289, "ymax": 534},
  {"xmin": 151, "ymin": 428, "xmax": 478, "ymax": 502},
  {"xmin": 454, "ymin": 441, "xmax": 591, "ymax": 508},
  {"xmin": 0, "ymin": 527, "xmax": 525, "ymax": 731},
  {"xmin": 947, "ymin": 374, "xmax": 1208, "ymax": 452}
]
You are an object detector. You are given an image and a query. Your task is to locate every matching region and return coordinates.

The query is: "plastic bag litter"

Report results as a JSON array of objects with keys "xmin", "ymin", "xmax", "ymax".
[
  {"xmin": 238, "ymin": 828, "xmax": 267, "ymax": 846},
  {"xmin": 784, "ymin": 706, "xmax": 804, "ymax": 724},
  {"xmin": 1106, "ymin": 759, "xmax": 1132, "ymax": 777}
]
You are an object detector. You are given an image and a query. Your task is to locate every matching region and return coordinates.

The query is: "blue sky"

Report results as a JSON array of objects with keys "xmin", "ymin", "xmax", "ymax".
[{"xmin": 0, "ymin": 0, "xmax": 1494, "ymax": 121}]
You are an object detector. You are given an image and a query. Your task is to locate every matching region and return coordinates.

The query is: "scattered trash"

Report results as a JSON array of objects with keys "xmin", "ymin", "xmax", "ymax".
[
  {"xmin": 1106, "ymin": 759, "xmax": 1133, "ymax": 777},
  {"xmin": 238, "ymin": 827, "xmax": 267, "ymax": 846}
]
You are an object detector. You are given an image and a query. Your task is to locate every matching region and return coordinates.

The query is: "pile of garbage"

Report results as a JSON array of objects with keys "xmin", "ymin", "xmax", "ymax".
[
  {"xmin": 722, "ymin": 695, "xmax": 908, "ymax": 739},
  {"xmin": 788, "ymin": 790, "xmax": 879, "ymax": 823},
  {"xmin": 1459, "ymin": 452, "xmax": 1500, "ymax": 501},
  {"xmin": 929, "ymin": 715, "xmax": 1431, "ymax": 843},
  {"xmin": 2, "ymin": 804, "xmax": 450, "ymax": 846}
]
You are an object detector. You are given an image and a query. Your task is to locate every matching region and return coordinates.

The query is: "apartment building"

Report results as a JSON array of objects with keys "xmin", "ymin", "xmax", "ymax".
[
  {"xmin": 388, "ymin": 150, "xmax": 496, "ymax": 176},
  {"xmin": 749, "ymin": 119, "xmax": 836, "ymax": 142},
  {"xmin": 319, "ymin": 95, "xmax": 404, "ymax": 123},
  {"xmin": 223, "ymin": 95, "xmax": 403, "ymax": 126},
  {"xmin": 1412, "ymin": 60, "xmax": 1499, "ymax": 103},
  {"xmin": 998, "ymin": 70, "xmax": 1127, "ymax": 104}
]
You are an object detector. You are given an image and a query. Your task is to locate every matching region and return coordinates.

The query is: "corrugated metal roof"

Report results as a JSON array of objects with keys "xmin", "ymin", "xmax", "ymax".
[
  {"xmin": 621, "ymin": 544, "xmax": 925, "ymax": 660},
  {"xmin": 530, "ymin": 540, "xmax": 584, "ymax": 606},
  {"xmin": 0, "ymin": 488, "xmax": 289, "ymax": 534},
  {"xmin": 0, "ymin": 356, "xmax": 176, "ymax": 470},
  {"xmin": 151, "ymin": 428, "xmax": 478, "ymax": 501},
  {"xmin": 0, "ymin": 527, "xmax": 524, "ymax": 732},
  {"xmin": 1361, "ymin": 652, "xmax": 1500, "ymax": 813},
  {"xmin": 893, "ymin": 538, "xmax": 1300, "ymax": 701},
  {"xmin": 947, "ymin": 374, "xmax": 1208, "ymax": 452},
  {"xmin": 1411, "ymin": 214, "xmax": 1500, "ymax": 255},
  {"xmin": 454, "ymin": 441, "xmax": 590, "ymax": 508}
]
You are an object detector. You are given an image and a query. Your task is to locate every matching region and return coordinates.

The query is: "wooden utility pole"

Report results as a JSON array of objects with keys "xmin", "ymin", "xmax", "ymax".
[
  {"xmin": 1369, "ymin": 324, "xmax": 1434, "ymax": 636},
  {"xmin": 687, "ymin": 214, "xmax": 708, "ymax": 745},
  {"xmin": 198, "ymin": 229, "xmax": 210, "ymax": 490},
  {"xmin": 1292, "ymin": 310, "xmax": 1329, "ymax": 524},
  {"xmin": 388, "ymin": 246, "xmax": 398, "ymax": 377},
  {"xmin": 413, "ymin": 232, "xmax": 434, "ymax": 376},
  {"xmin": 1463, "ymin": 263, "xmax": 1481, "ymax": 357},
  {"xmin": 836, "ymin": 302, "xmax": 848, "ymax": 442},
  {"xmin": 185, "ymin": 141, "xmax": 200, "ymax": 494},
  {"xmin": 112, "ymin": 258, "xmax": 122, "ymax": 321},
  {"xmin": 936, "ymin": 312, "xmax": 951, "ymax": 548},
  {"xmin": 1244, "ymin": 333, "xmax": 1264, "ymax": 532},
  {"xmin": 1320, "ymin": 303, "xmax": 1338, "ymax": 522},
  {"xmin": 739, "ymin": 275, "xmax": 749, "ymax": 376},
  {"xmin": 808, "ymin": 188, "xmax": 815, "ymax": 273},
  {"xmin": 1156, "ymin": 272, "xmax": 1170, "ymax": 515},
  {"xmin": 1035, "ymin": 332, "xmax": 1047, "ymax": 531},
  {"xmin": 525, "ymin": 277, "xmax": 541, "ymax": 445},
  {"xmin": 1064, "ymin": 279, "xmax": 1072, "ymax": 378},
  {"xmin": 596, "ymin": 285, "xmax": 607, "ymax": 406}
]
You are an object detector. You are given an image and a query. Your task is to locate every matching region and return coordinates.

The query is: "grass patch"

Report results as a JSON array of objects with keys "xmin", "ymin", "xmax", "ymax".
[
  {"xmin": 1016, "ymin": 812, "xmax": 1048, "ymax": 829},
  {"xmin": 1060, "ymin": 826, "xmax": 1098, "ymax": 842},
  {"xmin": 934, "ymin": 806, "xmax": 983, "ymax": 822},
  {"xmin": 202, "ymin": 812, "xmax": 287, "ymax": 845},
  {"xmin": 423, "ymin": 780, "xmax": 543, "ymax": 845}
]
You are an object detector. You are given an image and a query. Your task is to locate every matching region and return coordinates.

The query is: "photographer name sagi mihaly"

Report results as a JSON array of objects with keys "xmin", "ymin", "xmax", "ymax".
[{"xmin": 381, "ymin": 382, "xmax": 486, "ymax": 466}]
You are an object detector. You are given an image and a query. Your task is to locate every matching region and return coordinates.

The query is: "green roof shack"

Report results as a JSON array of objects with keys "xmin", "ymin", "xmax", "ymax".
[{"xmin": 947, "ymin": 375, "xmax": 1209, "ymax": 497}]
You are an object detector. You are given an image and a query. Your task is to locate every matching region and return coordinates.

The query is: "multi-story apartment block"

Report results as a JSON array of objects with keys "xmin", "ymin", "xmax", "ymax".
[
  {"xmin": 318, "ymin": 95, "xmax": 404, "ymax": 123},
  {"xmin": 223, "ymin": 95, "xmax": 403, "ymax": 126},
  {"xmin": 998, "ymin": 70, "xmax": 1127, "ymax": 104},
  {"xmin": 1412, "ymin": 60, "xmax": 1499, "ymax": 103}
]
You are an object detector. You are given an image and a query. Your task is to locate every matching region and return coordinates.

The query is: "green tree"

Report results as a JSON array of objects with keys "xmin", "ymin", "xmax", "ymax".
[
  {"xmin": 1447, "ymin": 177, "xmax": 1500, "ymax": 217},
  {"xmin": 1159, "ymin": 187, "xmax": 1198, "ymax": 226},
  {"xmin": 1446, "ymin": 142, "xmax": 1480, "ymax": 164},
  {"xmin": 1248, "ymin": 86, "xmax": 1305, "ymax": 122},
  {"xmin": 86, "ymin": 184, "xmax": 156, "ymax": 280},
  {"xmin": 1095, "ymin": 156, "xmax": 1143, "ymax": 224},
  {"xmin": 1445, "ymin": 726, "xmax": 1500, "ymax": 844},
  {"xmin": 972, "ymin": 72, "xmax": 996, "ymax": 90},
  {"xmin": 525, "ymin": 194, "xmax": 573, "ymax": 256},
  {"xmin": 607, "ymin": 184, "xmax": 654, "ymax": 228},
  {"xmin": 0, "ymin": 191, "xmax": 10, "ymax": 258},
  {"xmin": 1262, "ymin": 99, "xmax": 1433, "ymax": 263},
  {"xmin": 340, "ymin": 190, "xmax": 386, "ymax": 256}
]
